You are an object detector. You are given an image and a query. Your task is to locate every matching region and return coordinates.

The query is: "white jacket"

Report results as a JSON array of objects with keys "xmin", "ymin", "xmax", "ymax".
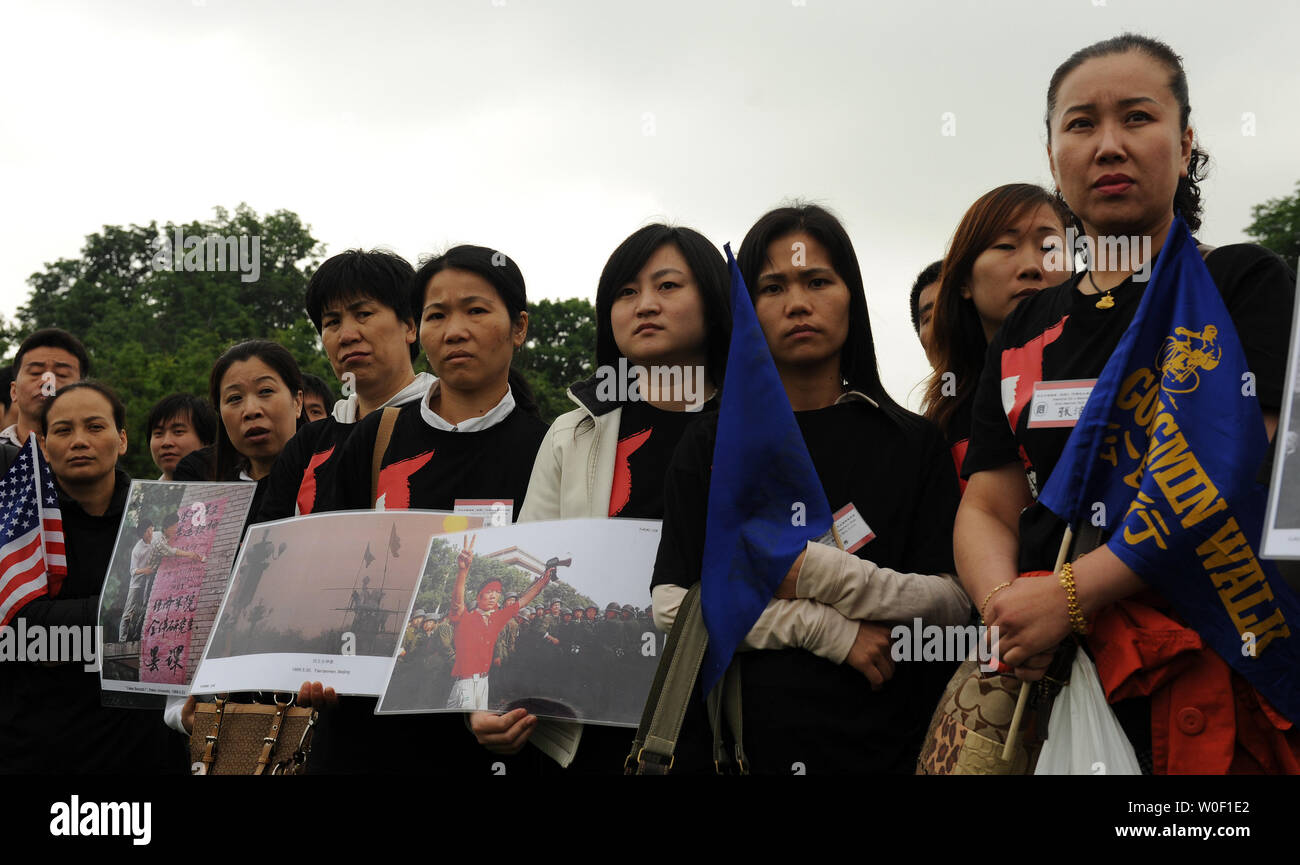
[{"xmin": 519, "ymin": 383, "xmax": 620, "ymax": 522}]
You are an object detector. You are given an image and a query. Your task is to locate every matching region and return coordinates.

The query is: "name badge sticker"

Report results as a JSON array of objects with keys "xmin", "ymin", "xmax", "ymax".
[
  {"xmin": 454, "ymin": 499, "xmax": 514, "ymax": 527},
  {"xmin": 1027, "ymin": 379, "xmax": 1097, "ymax": 429},
  {"xmin": 815, "ymin": 503, "xmax": 875, "ymax": 553}
]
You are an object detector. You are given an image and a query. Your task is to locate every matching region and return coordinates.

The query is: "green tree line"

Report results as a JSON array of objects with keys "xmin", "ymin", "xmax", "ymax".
[
  {"xmin": 10, "ymin": 189, "xmax": 1293, "ymax": 480},
  {"xmin": 5, "ymin": 204, "xmax": 597, "ymax": 477}
]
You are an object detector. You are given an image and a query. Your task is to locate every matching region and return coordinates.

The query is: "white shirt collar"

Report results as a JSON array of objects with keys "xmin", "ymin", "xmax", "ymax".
[
  {"xmin": 0, "ymin": 424, "xmax": 24, "ymax": 447},
  {"xmin": 835, "ymin": 390, "xmax": 880, "ymax": 409},
  {"xmin": 331, "ymin": 372, "xmax": 436, "ymax": 424},
  {"xmin": 419, "ymin": 380, "xmax": 515, "ymax": 432}
]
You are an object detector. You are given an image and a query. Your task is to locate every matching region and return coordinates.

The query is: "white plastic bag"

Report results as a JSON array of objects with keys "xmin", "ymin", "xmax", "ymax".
[{"xmin": 1034, "ymin": 649, "xmax": 1142, "ymax": 775}]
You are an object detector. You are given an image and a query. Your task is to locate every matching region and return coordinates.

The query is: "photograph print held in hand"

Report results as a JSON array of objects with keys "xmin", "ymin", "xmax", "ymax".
[
  {"xmin": 191, "ymin": 509, "xmax": 483, "ymax": 696},
  {"xmin": 378, "ymin": 518, "xmax": 663, "ymax": 726}
]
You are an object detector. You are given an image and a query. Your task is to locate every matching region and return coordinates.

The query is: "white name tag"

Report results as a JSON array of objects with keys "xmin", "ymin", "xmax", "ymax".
[
  {"xmin": 1027, "ymin": 379, "xmax": 1097, "ymax": 429},
  {"xmin": 816, "ymin": 503, "xmax": 875, "ymax": 553},
  {"xmin": 454, "ymin": 499, "xmax": 514, "ymax": 527}
]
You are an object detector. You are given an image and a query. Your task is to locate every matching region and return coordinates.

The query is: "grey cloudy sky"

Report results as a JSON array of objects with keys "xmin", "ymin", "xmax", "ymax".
[{"xmin": 2, "ymin": 0, "xmax": 1296, "ymax": 408}]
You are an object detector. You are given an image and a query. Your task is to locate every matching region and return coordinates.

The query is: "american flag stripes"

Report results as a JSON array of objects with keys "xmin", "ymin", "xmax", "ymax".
[{"xmin": 0, "ymin": 436, "xmax": 66, "ymax": 628}]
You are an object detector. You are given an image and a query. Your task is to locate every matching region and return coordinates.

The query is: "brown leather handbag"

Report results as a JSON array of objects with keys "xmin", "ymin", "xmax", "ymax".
[{"xmin": 189, "ymin": 695, "xmax": 318, "ymax": 775}]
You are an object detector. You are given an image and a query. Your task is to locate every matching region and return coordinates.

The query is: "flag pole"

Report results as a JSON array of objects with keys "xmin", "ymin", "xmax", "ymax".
[
  {"xmin": 1001, "ymin": 525, "xmax": 1073, "ymax": 764},
  {"xmin": 379, "ymin": 525, "xmax": 393, "ymax": 596},
  {"xmin": 376, "ymin": 525, "xmax": 394, "ymax": 634},
  {"xmin": 343, "ymin": 558, "xmax": 363, "ymax": 630}
]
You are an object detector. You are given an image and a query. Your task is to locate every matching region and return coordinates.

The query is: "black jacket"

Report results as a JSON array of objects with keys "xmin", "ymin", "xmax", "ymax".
[{"xmin": 0, "ymin": 468, "xmax": 187, "ymax": 773}]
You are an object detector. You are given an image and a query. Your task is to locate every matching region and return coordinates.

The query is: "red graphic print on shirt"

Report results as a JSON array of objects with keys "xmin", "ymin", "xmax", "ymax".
[
  {"xmin": 609, "ymin": 427, "xmax": 652, "ymax": 517},
  {"xmin": 950, "ymin": 439, "xmax": 969, "ymax": 495},
  {"xmin": 295, "ymin": 445, "xmax": 336, "ymax": 515},
  {"xmin": 1000, "ymin": 315, "xmax": 1069, "ymax": 432},
  {"xmin": 375, "ymin": 451, "xmax": 436, "ymax": 510}
]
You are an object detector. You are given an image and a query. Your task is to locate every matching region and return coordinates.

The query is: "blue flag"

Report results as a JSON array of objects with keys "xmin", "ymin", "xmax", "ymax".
[
  {"xmin": 1039, "ymin": 215, "xmax": 1300, "ymax": 722},
  {"xmin": 698, "ymin": 245, "xmax": 833, "ymax": 695}
]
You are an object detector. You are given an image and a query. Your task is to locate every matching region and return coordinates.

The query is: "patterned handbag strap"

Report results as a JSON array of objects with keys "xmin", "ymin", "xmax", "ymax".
[
  {"xmin": 252, "ymin": 697, "xmax": 293, "ymax": 776},
  {"xmin": 274, "ymin": 710, "xmax": 320, "ymax": 776},
  {"xmin": 199, "ymin": 695, "xmax": 228, "ymax": 774}
]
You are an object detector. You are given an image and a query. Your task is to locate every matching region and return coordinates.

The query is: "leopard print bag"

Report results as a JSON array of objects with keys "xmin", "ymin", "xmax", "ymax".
[{"xmin": 916, "ymin": 643, "xmax": 1075, "ymax": 775}]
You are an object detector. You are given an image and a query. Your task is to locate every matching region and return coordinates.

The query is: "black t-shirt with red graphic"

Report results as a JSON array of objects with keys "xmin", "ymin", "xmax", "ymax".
[
  {"xmin": 962, "ymin": 242, "xmax": 1295, "ymax": 573},
  {"xmin": 945, "ymin": 395, "xmax": 974, "ymax": 495},
  {"xmin": 331, "ymin": 401, "xmax": 547, "ymax": 515},
  {"xmin": 257, "ymin": 418, "xmax": 356, "ymax": 522},
  {"xmin": 608, "ymin": 400, "xmax": 709, "ymax": 519},
  {"xmin": 650, "ymin": 400, "xmax": 961, "ymax": 773},
  {"xmin": 304, "ymin": 400, "xmax": 546, "ymax": 775}
]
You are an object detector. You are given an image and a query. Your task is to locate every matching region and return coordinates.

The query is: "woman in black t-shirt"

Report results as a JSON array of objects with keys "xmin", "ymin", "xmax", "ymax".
[
  {"xmin": 957, "ymin": 35, "xmax": 1298, "ymax": 773},
  {"xmin": 922, "ymin": 184, "xmax": 1073, "ymax": 486},
  {"xmin": 307, "ymin": 245, "xmax": 548, "ymax": 774},
  {"xmin": 497, "ymin": 224, "xmax": 731, "ymax": 771},
  {"xmin": 650, "ymin": 204, "xmax": 971, "ymax": 773}
]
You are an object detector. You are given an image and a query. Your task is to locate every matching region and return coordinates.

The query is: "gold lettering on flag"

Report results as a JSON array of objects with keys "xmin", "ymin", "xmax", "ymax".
[{"xmin": 1105, "ymin": 358, "xmax": 1291, "ymax": 657}]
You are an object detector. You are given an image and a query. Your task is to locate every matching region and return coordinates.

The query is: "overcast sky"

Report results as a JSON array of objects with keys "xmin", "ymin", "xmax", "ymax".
[{"xmin": 2, "ymin": 0, "xmax": 1296, "ymax": 408}]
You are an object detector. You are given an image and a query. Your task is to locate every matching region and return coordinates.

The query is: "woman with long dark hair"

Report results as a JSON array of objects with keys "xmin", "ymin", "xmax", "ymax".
[
  {"xmin": 922, "ymin": 184, "xmax": 1073, "ymax": 481},
  {"xmin": 650, "ymin": 204, "xmax": 971, "ymax": 773},
  {"xmin": 957, "ymin": 34, "xmax": 1299, "ymax": 773},
  {"xmin": 482, "ymin": 224, "xmax": 730, "ymax": 770}
]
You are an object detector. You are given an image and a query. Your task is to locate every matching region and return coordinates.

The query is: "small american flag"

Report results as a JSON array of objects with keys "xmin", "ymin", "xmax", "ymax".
[{"xmin": 0, "ymin": 436, "xmax": 66, "ymax": 628}]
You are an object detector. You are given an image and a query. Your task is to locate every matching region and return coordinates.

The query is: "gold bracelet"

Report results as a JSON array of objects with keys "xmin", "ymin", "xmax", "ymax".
[
  {"xmin": 1058, "ymin": 562, "xmax": 1089, "ymax": 634},
  {"xmin": 980, "ymin": 581, "xmax": 1012, "ymax": 623}
]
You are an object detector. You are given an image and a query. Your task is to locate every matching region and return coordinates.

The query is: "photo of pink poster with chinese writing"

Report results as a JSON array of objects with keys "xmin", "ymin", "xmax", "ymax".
[
  {"xmin": 99, "ymin": 481, "xmax": 256, "ymax": 698},
  {"xmin": 138, "ymin": 496, "xmax": 229, "ymax": 686}
]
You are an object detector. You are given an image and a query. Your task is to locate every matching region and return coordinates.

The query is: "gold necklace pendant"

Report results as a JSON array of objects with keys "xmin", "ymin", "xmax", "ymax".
[{"xmin": 1086, "ymin": 270, "xmax": 1116, "ymax": 310}]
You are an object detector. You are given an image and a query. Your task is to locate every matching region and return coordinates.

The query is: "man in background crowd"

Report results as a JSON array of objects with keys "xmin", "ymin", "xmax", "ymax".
[
  {"xmin": 3, "ymin": 328, "xmax": 90, "ymax": 447},
  {"xmin": 909, "ymin": 260, "xmax": 943, "ymax": 370}
]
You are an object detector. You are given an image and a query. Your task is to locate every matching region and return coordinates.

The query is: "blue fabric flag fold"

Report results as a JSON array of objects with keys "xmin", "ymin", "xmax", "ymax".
[
  {"xmin": 698, "ymin": 245, "xmax": 833, "ymax": 695},
  {"xmin": 1038, "ymin": 215, "xmax": 1300, "ymax": 722}
]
